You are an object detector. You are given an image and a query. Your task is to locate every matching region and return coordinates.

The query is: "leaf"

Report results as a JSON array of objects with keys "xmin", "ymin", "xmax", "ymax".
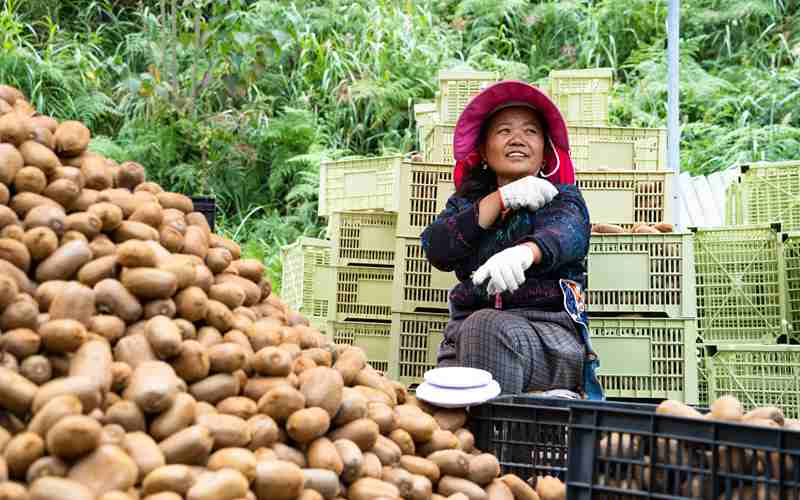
[{"xmin": 233, "ymin": 31, "xmax": 253, "ymax": 48}]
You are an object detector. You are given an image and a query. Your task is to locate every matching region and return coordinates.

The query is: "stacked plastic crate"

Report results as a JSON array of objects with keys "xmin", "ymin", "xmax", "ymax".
[
  {"xmin": 279, "ymin": 237, "xmax": 333, "ymax": 334},
  {"xmin": 549, "ymin": 69, "xmax": 699, "ymax": 405},
  {"xmin": 281, "ymin": 156, "xmax": 402, "ymax": 372},
  {"xmin": 389, "ymin": 70, "xmax": 499, "ymax": 387},
  {"xmin": 316, "ymin": 156, "xmax": 405, "ymax": 375},
  {"xmin": 695, "ymin": 160, "xmax": 799, "ymax": 415}
]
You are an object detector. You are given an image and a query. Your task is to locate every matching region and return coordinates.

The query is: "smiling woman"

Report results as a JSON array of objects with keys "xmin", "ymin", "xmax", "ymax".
[{"xmin": 420, "ymin": 80, "xmax": 603, "ymax": 400}]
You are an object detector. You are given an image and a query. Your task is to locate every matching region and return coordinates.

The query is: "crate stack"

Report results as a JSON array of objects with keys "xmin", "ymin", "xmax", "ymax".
[
  {"xmin": 692, "ymin": 160, "xmax": 800, "ymax": 415},
  {"xmin": 279, "ymin": 237, "xmax": 334, "ymax": 333},
  {"xmin": 316, "ymin": 156, "xmax": 403, "ymax": 375},
  {"xmin": 544, "ymin": 70, "xmax": 698, "ymax": 405}
]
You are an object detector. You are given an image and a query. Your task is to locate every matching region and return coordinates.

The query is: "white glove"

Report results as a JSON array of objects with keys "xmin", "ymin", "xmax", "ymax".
[
  {"xmin": 498, "ymin": 176, "xmax": 559, "ymax": 212},
  {"xmin": 472, "ymin": 245, "xmax": 535, "ymax": 295}
]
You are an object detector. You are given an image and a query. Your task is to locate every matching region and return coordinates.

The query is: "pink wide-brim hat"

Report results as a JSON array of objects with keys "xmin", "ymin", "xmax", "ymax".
[{"xmin": 452, "ymin": 80, "xmax": 575, "ymax": 189}]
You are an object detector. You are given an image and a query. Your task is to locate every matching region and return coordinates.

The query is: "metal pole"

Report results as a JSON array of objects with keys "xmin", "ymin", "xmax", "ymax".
[{"xmin": 667, "ymin": 0, "xmax": 682, "ymax": 229}]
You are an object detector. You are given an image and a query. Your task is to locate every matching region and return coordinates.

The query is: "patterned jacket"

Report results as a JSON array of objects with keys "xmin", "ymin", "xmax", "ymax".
[{"xmin": 421, "ymin": 184, "xmax": 591, "ymax": 314}]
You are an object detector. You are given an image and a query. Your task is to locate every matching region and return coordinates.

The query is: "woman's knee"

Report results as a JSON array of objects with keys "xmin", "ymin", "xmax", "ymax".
[
  {"xmin": 461, "ymin": 309, "xmax": 505, "ymax": 333},
  {"xmin": 458, "ymin": 309, "xmax": 528, "ymax": 351}
]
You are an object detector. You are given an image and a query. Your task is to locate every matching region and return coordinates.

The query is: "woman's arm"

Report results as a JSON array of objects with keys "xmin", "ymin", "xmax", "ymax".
[
  {"xmin": 421, "ymin": 193, "xmax": 500, "ymax": 271},
  {"xmin": 515, "ymin": 184, "xmax": 590, "ymax": 273},
  {"xmin": 477, "ymin": 191, "xmax": 503, "ymax": 228}
]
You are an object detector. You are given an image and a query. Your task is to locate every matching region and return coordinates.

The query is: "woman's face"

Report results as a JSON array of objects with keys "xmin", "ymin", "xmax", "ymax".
[{"xmin": 479, "ymin": 106, "xmax": 546, "ymax": 186}]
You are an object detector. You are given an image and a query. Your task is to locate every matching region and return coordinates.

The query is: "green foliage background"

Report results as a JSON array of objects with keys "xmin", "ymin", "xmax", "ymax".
[{"xmin": 2, "ymin": 0, "xmax": 799, "ymax": 287}]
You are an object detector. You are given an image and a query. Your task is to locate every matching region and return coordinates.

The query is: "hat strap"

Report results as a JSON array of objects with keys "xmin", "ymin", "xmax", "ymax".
[{"xmin": 540, "ymin": 136, "xmax": 560, "ymax": 179}]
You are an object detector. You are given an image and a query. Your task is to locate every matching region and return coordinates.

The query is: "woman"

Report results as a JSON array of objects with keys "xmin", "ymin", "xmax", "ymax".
[{"xmin": 421, "ymin": 80, "xmax": 603, "ymax": 400}]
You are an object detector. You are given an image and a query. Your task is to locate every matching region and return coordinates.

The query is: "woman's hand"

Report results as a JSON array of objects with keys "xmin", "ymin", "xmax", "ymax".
[
  {"xmin": 472, "ymin": 244, "xmax": 538, "ymax": 295},
  {"xmin": 498, "ymin": 176, "xmax": 558, "ymax": 211}
]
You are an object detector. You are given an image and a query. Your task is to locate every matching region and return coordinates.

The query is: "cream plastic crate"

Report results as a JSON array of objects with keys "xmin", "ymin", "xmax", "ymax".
[
  {"xmin": 437, "ymin": 69, "xmax": 499, "ymax": 123},
  {"xmin": 591, "ymin": 316, "xmax": 698, "ymax": 403},
  {"xmin": 577, "ymin": 170, "xmax": 673, "ymax": 230},
  {"xmin": 420, "ymin": 123, "xmax": 666, "ymax": 172},
  {"xmin": 422, "ymin": 124, "xmax": 455, "ymax": 165},
  {"xmin": 318, "ymin": 155, "xmax": 403, "ymax": 217},
  {"xmin": 549, "ymin": 68, "xmax": 613, "ymax": 126},
  {"xmin": 388, "ymin": 312, "xmax": 449, "ymax": 385},
  {"xmin": 392, "ymin": 237, "xmax": 458, "ymax": 314},
  {"xmin": 568, "ymin": 126, "xmax": 667, "ymax": 171},
  {"xmin": 332, "ymin": 266, "xmax": 394, "ymax": 322},
  {"xmin": 328, "ymin": 211, "xmax": 397, "ymax": 267},
  {"xmin": 280, "ymin": 237, "xmax": 334, "ymax": 325},
  {"xmin": 587, "ymin": 232, "xmax": 696, "ymax": 318},
  {"xmin": 395, "ymin": 161, "xmax": 454, "ymax": 238},
  {"xmin": 414, "ymin": 101, "xmax": 438, "ymax": 152},
  {"xmin": 330, "ymin": 321, "xmax": 392, "ymax": 375}
]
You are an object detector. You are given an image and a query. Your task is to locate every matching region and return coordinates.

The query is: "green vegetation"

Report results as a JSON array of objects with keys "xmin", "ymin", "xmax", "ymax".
[{"xmin": 2, "ymin": 0, "xmax": 798, "ymax": 286}]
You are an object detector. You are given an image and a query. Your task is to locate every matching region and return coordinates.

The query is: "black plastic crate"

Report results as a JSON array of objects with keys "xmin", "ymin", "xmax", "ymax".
[
  {"xmin": 191, "ymin": 196, "xmax": 216, "ymax": 232},
  {"xmin": 567, "ymin": 402, "xmax": 800, "ymax": 499},
  {"xmin": 468, "ymin": 396, "xmax": 659, "ymax": 482}
]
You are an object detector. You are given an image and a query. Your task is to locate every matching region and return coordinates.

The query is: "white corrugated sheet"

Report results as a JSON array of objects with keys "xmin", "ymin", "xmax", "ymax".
[{"xmin": 675, "ymin": 166, "xmax": 740, "ymax": 229}]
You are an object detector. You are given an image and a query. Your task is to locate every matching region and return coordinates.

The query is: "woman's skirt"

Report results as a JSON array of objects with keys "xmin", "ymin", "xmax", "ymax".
[{"xmin": 437, "ymin": 307, "xmax": 585, "ymax": 394}]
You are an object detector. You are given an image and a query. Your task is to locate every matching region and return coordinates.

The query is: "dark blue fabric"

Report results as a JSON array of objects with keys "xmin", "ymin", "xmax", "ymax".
[
  {"xmin": 421, "ymin": 183, "xmax": 590, "ymax": 312},
  {"xmin": 422, "ymin": 184, "xmax": 604, "ymax": 400}
]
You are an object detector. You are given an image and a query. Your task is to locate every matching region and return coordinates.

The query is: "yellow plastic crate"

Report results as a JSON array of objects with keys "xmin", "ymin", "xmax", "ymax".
[
  {"xmin": 783, "ymin": 231, "xmax": 800, "ymax": 334},
  {"xmin": 330, "ymin": 321, "xmax": 392, "ymax": 375},
  {"xmin": 389, "ymin": 312, "xmax": 449, "ymax": 385},
  {"xmin": 328, "ymin": 211, "xmax": 397, "ymax": 267},
  {"xmin": 591, "ymin": 316, "xmax": 698, "ymax": 403},
  {"xmin": 725, "ymin": 179, "xmax": 743, "ymax": 225},
  {"xmin": 279, "ymin": 237, "xmax": 334, "ymax": 325},
  {"xmin": 548, "ymin": 68, "xmax": 613, "ymax": 126},
  {"xmin": 568, "ymin": 126, "xmax": 667, "ymax": 171},
  {"xmin": 393, "ymin": 237, "xmax": 458, "ymax": 314},
  {"xmin": 437, "ymin": 69, "xmax": 499, "ymax": 123},
  {"xmin": 422, "ymin": 124, "xmax": 455, "ymax": 165},
  {"xmin": 707, "ymin": 344, "xmax": 800, "ymax": 418},
  {"xmin": 693, "ymin": 224, "xmax": 789, "ymax": 344},
  {"xmin": 731, "ymin": 161, "xmax": 800, "ymax": 230},
  {"xmin": 333, "ymin": 266, "xmax": 394, "ymax": 322},
  {"xmin": 414, "ymin": 101, "xmax": 438, "ymax": 152},
  {"xmin": 697, "ymin": 345, "xmax": 709, "ymax": 407},
  {"xmin": 309, "ymin": 317, "xmax": 328, "ymax": 339},
  {"xmin": 587, "ymin": 232, "xmax": 696, "ymax": 318},
  {"xmin": 577, "ymin": 170, "xmax": 673, "ymax": 229},
  {"xmin": 395, "ymin": 161, "xmax": 454, "ymax": 238},
  {"xmin": 318, "ymin": 155, "xmax": 403, "ymax": 217}
]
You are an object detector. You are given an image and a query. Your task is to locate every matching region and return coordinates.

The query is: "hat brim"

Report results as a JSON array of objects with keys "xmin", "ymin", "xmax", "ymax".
[{"xmin": 453, "ymin": 80, "xmax": 570, "ymax": 162}]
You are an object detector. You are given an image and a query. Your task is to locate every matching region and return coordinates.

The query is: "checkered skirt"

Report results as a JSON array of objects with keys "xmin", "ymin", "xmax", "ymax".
[{"xmin": 437, "ymin": 307, "xmax": 585, "ymax": 394}]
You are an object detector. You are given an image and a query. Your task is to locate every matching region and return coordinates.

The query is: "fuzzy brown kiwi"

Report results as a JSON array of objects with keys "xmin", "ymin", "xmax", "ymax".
[
  {"xmin": 0, "ymin": 112, "xmax": 30, "ymax": 146},
  {"xmin": 0, "ymin": 143, "xmax": 23, "ymax": 185},
  {"xmin": 24, "ymin": 204, "xmax": 66, "ymax": 236},
  {"xmin": 80, "ymin": 155, "xmax": 113, "ymax": 191},
  {"xmin": 18, "ymin": 140, "xmax": 60, "ymax": 178},
  {"xmin": 14, "ymin": 166, "xmax": 47, "ymax": 193},
  {"xmin": 53, "ymin": 121, "xmax": 91, "ymax": 156}
]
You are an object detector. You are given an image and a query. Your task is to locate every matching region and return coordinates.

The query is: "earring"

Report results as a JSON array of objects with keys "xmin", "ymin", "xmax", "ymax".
[{"xmin": 482, "ymin": 162, "xmax": 488, "ymax": 171}]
